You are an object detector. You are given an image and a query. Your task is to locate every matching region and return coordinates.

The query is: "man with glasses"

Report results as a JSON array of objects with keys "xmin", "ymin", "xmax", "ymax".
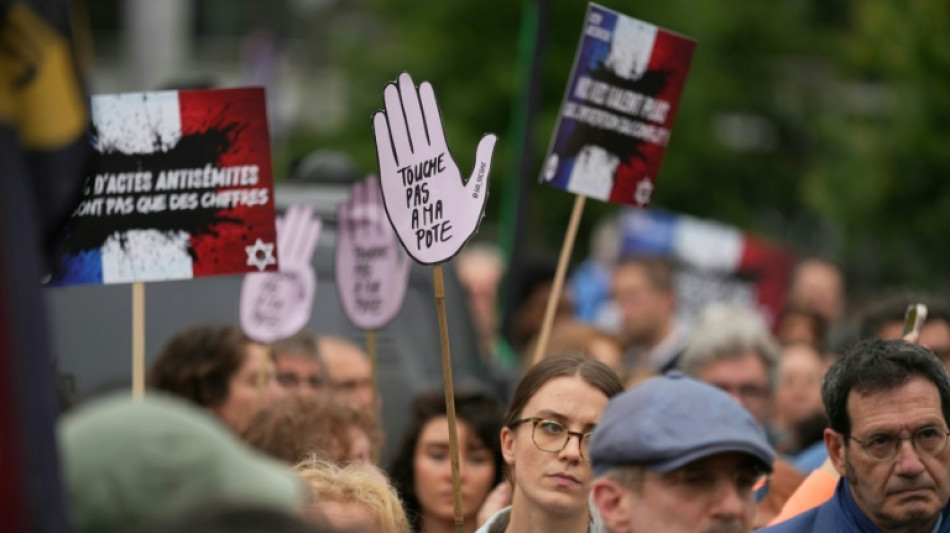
[
  {"xmin": 762, "ymin": 339, "xmax": 950, "ymax": 533},
  {"xmin": 318, "ymin": 335, "xmax": 376, "ymax": 411},
  {"xmin": 589, "ymin": 373, "xmax": 775, "ymax": 533},
  {"xmin": 272, "ymin": 330, "xmax": 326, "ymax": 399}
]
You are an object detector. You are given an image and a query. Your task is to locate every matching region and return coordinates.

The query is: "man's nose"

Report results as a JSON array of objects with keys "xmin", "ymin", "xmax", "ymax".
[
  {"xmin": 709, "ymin": 477, "xmax": 751, "ymax": 523},
  {"xmin": 894, "ymin": 439, "xmax": 926, "ymax": 477}
]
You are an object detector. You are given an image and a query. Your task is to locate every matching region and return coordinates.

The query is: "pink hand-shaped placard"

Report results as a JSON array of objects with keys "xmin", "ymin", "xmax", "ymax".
[
  {"xmin": 373, "ymin": 73, "xmax": 497, "ymax": 265},
  {"xmin": 240, "ymin": 205, "xmax": 321, "ymax": 343},
  {"xmin": 335, "ymin": 176, "xmax": 411, "ymax": 330}
]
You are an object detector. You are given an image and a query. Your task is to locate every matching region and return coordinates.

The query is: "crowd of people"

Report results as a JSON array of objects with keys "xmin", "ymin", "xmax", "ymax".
[{"xmin": 53, "ymin": 245, "xmax": 950, "ymax": 533}]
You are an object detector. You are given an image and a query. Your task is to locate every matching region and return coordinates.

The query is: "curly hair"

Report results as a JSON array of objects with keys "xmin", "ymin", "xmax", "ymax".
[
  {"xmin": 294, "ymin": 455, "xmax": 410, "ymax": 533},
  {"xmin": 243, "ymin": 397, "xmax": 382, "ymax": 466}
]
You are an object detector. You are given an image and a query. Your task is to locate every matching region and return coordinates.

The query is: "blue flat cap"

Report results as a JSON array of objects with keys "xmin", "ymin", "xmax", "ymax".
[{"xmin": 590, "ymin": 373, "xmax": 775, "ymax": 476}]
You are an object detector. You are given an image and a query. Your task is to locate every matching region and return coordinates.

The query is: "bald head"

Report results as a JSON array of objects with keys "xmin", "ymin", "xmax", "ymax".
[{"xmin": 317, "ymin": 336, "xmax": 375, "ymax": 411}]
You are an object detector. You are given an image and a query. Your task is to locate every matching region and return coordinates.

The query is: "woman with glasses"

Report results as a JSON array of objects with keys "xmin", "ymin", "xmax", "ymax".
[
  {"xmin": 389, "ymin": 389, "xmax": 505, "ymax": 533},
  {"xmin": 476, "ymin": 354, "xmax": 623, "ymax": 533}
]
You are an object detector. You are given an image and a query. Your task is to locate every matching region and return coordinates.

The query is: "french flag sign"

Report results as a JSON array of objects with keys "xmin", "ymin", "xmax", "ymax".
[
  {"xmin": 541, "ymin": 3, "xmax": 695, "ymax": 207},
  {"xmin": 49, "ymin": 87, "xmax": 279, "ymax": 286},
  {"xmin": 620, "ymin": 208, "xmax": 795, "ymax": 328}
]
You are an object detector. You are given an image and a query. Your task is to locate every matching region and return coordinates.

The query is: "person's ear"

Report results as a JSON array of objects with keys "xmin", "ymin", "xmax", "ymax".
[
  {"xmin": 592, "ymin": 478, "xmax": 633, "ymax": 533},
  {"xmin": 825, "ymin": 427, "xmax": 847, "ymax": 477},
  {"xmin": 500, "ymin": 426, "xmax": 516, "ymax": 466}
]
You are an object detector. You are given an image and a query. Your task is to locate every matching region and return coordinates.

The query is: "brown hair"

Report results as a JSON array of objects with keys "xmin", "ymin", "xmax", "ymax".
[
  {"xmin": 504, "ymin": 353, "xmax": 624, "ymax": 428},
  {"xmin": 522, "ymin": 321, "xmax": 623, "ymax": 373},
  {"xmin": 615, "ymin": 255, "xmax": 675, "ymax": 293},
  {"xmin": 387, "ymin": 389, "xmax": 504, "ymax": 530},
  {"xmin": 147, "ymin": 323, "xmax": 253, "ymax": 407},
  {"xmin": 243, "ymin": 396, "xmax": 382, "ymax": 465}
]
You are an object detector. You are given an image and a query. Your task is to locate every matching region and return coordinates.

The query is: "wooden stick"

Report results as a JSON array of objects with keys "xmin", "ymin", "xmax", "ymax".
[
  {"xmin": 530, "ymin": 194, "xmax": 586, "ymax": 367},
  {"xmin": 366, "ymin": 329, "xmax": 381, "ymax": 465},
  {"xmin": 132, "ymin": 281, "xmax": 146, "ymax": 400},
  {"xmin": 256, "ymin": 345, "xmax": 269, "ymax": 408},
  {"xmin": 433, "ymin": 264, "xmax": 465, "ymax": 533},
  {"xmin": 366, "ymin": 329, "xmax": 378, "ymax": 408}
]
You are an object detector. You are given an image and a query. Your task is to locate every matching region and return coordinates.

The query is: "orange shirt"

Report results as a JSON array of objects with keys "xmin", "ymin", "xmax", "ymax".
[{"xmin": 766, "ymin": 466, "xmax": 838, "ymax": 526}]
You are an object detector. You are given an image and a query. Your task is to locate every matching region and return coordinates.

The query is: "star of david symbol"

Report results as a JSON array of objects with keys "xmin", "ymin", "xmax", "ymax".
[
  {"xmin": 634, "ymin": 178, "xmax": 654, "ymax": 206},
  {"xmin": 245, "ymin": 239, "xmax": 277, "ymax": 271}
]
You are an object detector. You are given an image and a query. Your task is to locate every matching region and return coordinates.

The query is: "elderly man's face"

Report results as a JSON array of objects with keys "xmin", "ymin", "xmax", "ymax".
[
  {"xmin": 593, "ymin": 452, "xmax": 762, "ymax": 533},
  {"xmin": 827, "ymin": 377, "xmax": 950, "ymax": 532},
  {"xmin": 695, "ymin": 352, "xmax": 771, "ymax": 425}
]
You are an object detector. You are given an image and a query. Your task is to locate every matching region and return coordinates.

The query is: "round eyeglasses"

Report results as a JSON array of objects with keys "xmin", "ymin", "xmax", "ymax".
[
  {"xmin": 509, "ymin": 417, "xmax": 592, "ymax": 459},
  {"xmin": 849, "ymin": 426, "xmax": 950, "ymax": 462}
]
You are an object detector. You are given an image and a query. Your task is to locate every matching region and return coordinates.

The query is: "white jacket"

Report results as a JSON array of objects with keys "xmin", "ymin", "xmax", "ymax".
[{"xmin": 473, "ymin": 502, "xmax": 606, "ymax": 533}]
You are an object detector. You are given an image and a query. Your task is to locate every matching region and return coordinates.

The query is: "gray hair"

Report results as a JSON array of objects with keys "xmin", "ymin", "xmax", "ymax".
[
  {"xmin": 678, "ymin": 303, "xmax": 780, "ymax": 390},
  {"xmin": 601, "ymin": 465, "xmax": 644, "ymax": 490}
]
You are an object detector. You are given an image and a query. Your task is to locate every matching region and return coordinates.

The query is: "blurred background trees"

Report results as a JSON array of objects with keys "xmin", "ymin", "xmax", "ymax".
[{"xmin": 85, "ymin": 0, "xmax": 950, "ymax": 297}]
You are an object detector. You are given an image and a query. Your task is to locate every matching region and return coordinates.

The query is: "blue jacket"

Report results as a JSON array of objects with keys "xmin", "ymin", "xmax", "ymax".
[{"xmin": 759, "ymin": 478, "xmax": 950, "ymax": 533}]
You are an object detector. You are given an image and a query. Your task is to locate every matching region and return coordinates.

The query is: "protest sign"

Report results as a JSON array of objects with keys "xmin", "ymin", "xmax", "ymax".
[
  {"xmin": 50, "ymin": 87, "xmax": 278, "ymax": 285},
  {"xmin": 540, "ymin": 4, "xmax": 695, "ymax": 207},
  {"xmin": 240, "ymin": 205, "xmax": 322, "ymax": 344},
  {"xmin": 373, "ymin": 72, "xmax": 497, "ymax": 532},
  {"xmin": 336, "ymin": 176, "xmax": 411, "ymax": 331},
  {"xmin": 530, "ymin": 5, "xmax": 695, "ymax": 367},
  {"xmin": 336, "ymin": 176, "xmax": 411, "ymax": 415},
  {"xmin": 373, "ymin": 73, "xmax": 496, "ymax": 265}
]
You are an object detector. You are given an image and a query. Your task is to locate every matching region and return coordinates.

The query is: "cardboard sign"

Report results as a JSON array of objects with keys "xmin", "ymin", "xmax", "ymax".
[
  {"xmin": 373, "ymin": 73, "xmax": 497, "ymax": 265},
  {"xmin": 49, "ymin": 87, "xmax": 278, "ymax": 285},
  {"xmin": 336, "ymin": 176, "xmax": 411, "ymax": 330},
  {"xmin": 540, "ymin": 4, "xmax": 695, "ymax": 207},
  {"xmin": 240, "ymin": 205, "xmax": 321, "ymax": 344},
  {"xmin": 620, "ymin": 208, "xmax": 794, "ymax": 327}
]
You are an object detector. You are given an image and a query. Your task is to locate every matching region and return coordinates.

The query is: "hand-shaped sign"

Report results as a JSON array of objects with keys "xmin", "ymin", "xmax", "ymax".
[
  {"xmin": 336, "ymin": 176, "xmax": 411, "ymax": 330},
  {"xmin": 240, "ymin": 205, "xmax": 321, "ymax": 343},
  {"xmin": 373, "ymin": 73, "xmax": 497, "ymax": 265}
]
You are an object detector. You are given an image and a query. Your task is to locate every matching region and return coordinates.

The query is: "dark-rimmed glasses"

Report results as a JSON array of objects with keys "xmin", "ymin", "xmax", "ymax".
[
  {"xmin": 849, "ymin": 426, "xmax": 950, "ymax": 462},
  {"xmin": 276, "ymin": 373, "xmax": 326, "ymax": 390},
  {"xmin": 509, "ymin": 417, "xmax": 592, "ymax": 459}
]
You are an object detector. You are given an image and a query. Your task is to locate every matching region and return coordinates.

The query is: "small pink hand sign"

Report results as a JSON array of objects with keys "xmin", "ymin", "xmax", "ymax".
[
  {"xmin": 335, "ymin": 176, "xmax": 411, "ymax": 330},
  {"xmin": 240, "ymin": 205, "xmax": 321, "ymax": 343},
  {"xmin": 373, "ymin": 72, "xmax": 497, "ymax": 265}
]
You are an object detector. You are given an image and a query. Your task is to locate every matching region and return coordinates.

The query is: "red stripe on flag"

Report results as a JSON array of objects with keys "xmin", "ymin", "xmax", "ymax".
[{"xmin": 177, "ymin": 88, "xmax": 278, "ymax": 277}]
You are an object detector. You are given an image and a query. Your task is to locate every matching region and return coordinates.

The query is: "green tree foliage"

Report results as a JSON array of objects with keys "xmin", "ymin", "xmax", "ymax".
[{"xmin": 291, "ymin": 0, "xmax": 950, "ymax": 289}]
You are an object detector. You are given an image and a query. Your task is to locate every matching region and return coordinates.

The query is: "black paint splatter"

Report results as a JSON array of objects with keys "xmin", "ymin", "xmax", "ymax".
[
  {"xmin": 562, "ymin": 62, "xmax": 671, "ymax": 162},
  {"xmin": 53, "ymin": 121, "xmax": 246, "ymax": 259}
]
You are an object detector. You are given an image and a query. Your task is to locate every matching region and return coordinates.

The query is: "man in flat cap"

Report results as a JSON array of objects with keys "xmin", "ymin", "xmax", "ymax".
[{"xmin": 589, "ymin": 372, "xmax": 775, "ymax": 533}]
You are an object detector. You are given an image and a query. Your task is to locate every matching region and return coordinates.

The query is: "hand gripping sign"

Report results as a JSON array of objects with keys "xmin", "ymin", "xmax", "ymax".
[
  {"xmin": 373, "ymin": 73, "xmax": 497, "ymax": 265},
  {"xmin": 335, "ymin": 176, "xmax": 411, "ymax": 330},
  {"xmin": 240, "ymin": 205, "xmax": 322, "ymax": 343}
]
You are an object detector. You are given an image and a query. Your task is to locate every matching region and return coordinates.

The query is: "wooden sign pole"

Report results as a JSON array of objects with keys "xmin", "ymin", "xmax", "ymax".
[
  {"xmin": 433, "ymin": 264, "xmax": 465, "ymax": 533},
  {"xmin": 366, "ymin": 329, "xmax": 378, "ymax": 407},
  {"xmin": 530, "ymin": 194, "xmax": 586, "ymax": 367},
  {"xmin": 132, "ymin": 281, "xmax": 146, "ymax": 400}
]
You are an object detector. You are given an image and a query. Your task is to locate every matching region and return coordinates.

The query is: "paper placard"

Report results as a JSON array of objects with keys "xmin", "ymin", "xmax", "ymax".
[
  {"xmin": 240, "ymin": 205, "xmax": 322, "ymax": 344},
  {"xmin": 373, "ymin": 73, "xmax": 497, "ymax": 265},
  {"xmin": 335, "ymin": 176, "xmax": 410, "ymax": 330},
  {"xmin": 540, "ymin": 4, "xmax": 695, "ymax": 207},
  {"xmin": 49, "ymin": 87, "xmax": 278, "ymax": 285}
]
